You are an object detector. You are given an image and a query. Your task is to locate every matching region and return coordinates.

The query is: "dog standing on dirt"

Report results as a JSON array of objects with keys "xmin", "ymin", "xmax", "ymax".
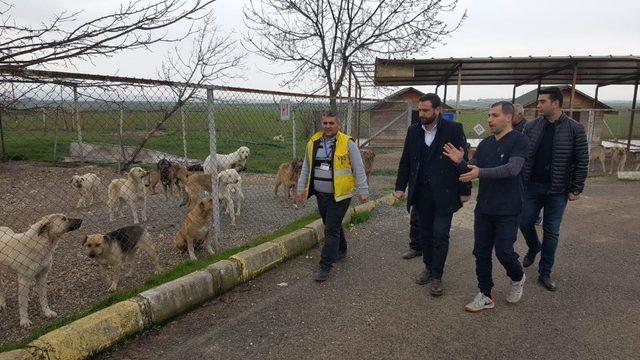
[
  {"xmin": 360, "ymin": 149, "xmax": 375, "ymax": 185},
  {"xmin": 145, "ymin": 160, "xmax": 188, "ymax": 199},
  {"xmin": 274, "ymin": 158, "xmax": 303, "ymax": 207},
  {"xmin": 0, "ymin": 214, "xmax": 83, "ymax": 328},
  {"xmin": 610, "ymin": 147, "xmax": 627, "ymax": 174},
  {"xmin": 71, "ymin": 173, "xmax": 103, "ymax": 208},
  {"xmin": 107, "ymin": 167, "xmax": 149, "ymax": 224},
  {"xmin": 82, "ymin": 225, "xmax": 161, "ymax": 292},
  {"xmin": 173, "ymin": 197, "xmax": 215, "ymax": 260},
  {"xmin": 589, "ymin": 144, "xmax": 607, "ymax": 173}
]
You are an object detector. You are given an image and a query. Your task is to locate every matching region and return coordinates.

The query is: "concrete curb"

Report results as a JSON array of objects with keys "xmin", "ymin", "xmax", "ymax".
[
  {"xmin": 617, "ymin": 171, "xmax": 640, "ymax": 180},
  {"xmin": 4, "ymin": 193, "xmax": 394, "ymax": 359}
]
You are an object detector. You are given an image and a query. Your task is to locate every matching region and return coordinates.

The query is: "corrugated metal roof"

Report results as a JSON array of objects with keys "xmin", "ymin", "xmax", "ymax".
[
  {"xmin": 373, "ymin": 55, "xmax": 640, "ymax": 86},
  {"xmin": 514, "ymin": 85, "xmax": 613, "ymax": 109}
]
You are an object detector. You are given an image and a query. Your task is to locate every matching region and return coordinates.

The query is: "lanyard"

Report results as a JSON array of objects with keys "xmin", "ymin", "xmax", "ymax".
[{"xmin": 322, "ymin": 138, "xmax": 333, "ymax": 160}]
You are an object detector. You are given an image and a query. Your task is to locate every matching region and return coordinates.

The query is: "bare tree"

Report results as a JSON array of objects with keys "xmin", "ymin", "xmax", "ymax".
[
  {"xmin": 244, "ymin": 0, "xmax": 465, "ymax": 107},
  {"xmin": 123, "ymin": 15, "xmax": 243, "ymax": 168},
  {"xmin": 0, "ymin": 0, "xmax": 217, "ymax": 68}
]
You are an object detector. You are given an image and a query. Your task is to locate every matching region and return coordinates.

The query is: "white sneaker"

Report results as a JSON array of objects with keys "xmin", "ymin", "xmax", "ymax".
[
  {"xmin": 506, "ymin": 273, "xmax": 526, "ymax": 304},
  {"xmin": 464, "ymin": 292, "xmax": 495, "ymax": 313}
]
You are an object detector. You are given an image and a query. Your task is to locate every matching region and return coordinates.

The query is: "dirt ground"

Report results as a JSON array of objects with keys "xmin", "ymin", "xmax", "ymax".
[
  {"xmin": 0, "ymin": 160, "xmax": 393, "ymax": 345},
  {"xmin": 100, "ymin": 176, "xmax": 640, "ymax": 359}
]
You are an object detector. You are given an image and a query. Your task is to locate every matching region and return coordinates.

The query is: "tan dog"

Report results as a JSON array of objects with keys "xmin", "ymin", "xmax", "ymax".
[
  {"xmin": 274, "ymin": 158, "xmax": 303, "ymax": 207},
  {"xmin": 71, "ymin": 173, "xmax": 103, "ymax": 208},
  {"xmin": 610, "ymin": 147, "xmax": 627, "ymax": 174},
  {"xmin": 203, "ymin": 146, "xmax": 251, "ymax": 173},
  {"xmin": 589, "ymin": 145, "xmax": 607, "ymax": 173},
  {"xmin": 82, "ymin": 225, "xmax": 161, "ymax": 292},
  {"xmin": 0, "ymin": 214, "xmax": 83, "ymax": 328},
  {"xmin": 361, "ymin": 149, "xmax": 376, "ymax": 185},
  {"xmin": 182, "ymin": 170, "xmax": 243, "ymax": 227},
  {"xmin": 173, "ymin": 198, "xmax": 215, "ymax": 260},
  {"xmin": 273, "ymin": 134, "xmax": 285, "ymax": 142},
  {"xmin": 107, "ymin": 167, "xmax": 149, "ymax": 224},
  {"xmin": 145, "ymin": 169, "xmax": 161, "ymax": 195}
]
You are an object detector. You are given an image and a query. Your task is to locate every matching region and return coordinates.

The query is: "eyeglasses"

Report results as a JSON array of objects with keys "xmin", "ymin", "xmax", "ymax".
[{"xmin": 322, "ymin": 122, "xmax": 335, "ymax": 125}]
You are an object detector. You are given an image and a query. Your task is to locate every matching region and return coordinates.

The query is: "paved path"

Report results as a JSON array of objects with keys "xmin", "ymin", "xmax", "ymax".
[{"xmin": 100, "ymin": 177, "xmax": 640, "ymax": 360}]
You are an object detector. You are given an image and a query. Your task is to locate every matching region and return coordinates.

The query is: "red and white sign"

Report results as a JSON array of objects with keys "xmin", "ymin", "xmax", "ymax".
[{"xmin": 280, "ymin": 99, "xmax": 290, "ymax": 121}]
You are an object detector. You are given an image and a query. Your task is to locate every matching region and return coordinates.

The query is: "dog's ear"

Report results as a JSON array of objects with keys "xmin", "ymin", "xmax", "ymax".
[
  {"xmin": 199, "ymin": 199, "xmax": 206, "ymax": 211},
  {"xmin": 37, "ymin": 220, "xmax": 50, "ymax": 237}
]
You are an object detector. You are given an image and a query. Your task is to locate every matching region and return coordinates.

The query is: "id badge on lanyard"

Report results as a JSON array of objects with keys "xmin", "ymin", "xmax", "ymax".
[{"xmin": 321, "ymin": 138, "xmax": 332, "ymax": 171}]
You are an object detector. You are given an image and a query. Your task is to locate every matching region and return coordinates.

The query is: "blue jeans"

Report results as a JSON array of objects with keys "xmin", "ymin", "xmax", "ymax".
[{"xmin": 519, "ymin": 182, "xmax": 569, "ymax": 277}]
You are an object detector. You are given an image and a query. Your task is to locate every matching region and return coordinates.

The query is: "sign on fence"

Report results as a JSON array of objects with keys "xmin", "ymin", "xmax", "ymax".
[
  {"xmin": 280, "ymin": 99, "xmax": 290, "ymax": 121},
  {"xmin": 473, "ymin": 123, "xmax": 485, "ymax": 136}
]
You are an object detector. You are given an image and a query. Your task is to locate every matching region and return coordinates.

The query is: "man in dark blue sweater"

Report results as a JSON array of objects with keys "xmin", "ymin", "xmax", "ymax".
[{"xmin": 444, "ymin": 101, "xmax": 529, "ymax": 312}]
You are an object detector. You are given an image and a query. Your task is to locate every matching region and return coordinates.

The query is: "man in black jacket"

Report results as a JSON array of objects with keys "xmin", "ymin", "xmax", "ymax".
[
  {"xmin": 520, "ymin": 87, "xmax": 589, "ymax": 291},
  {"xmin": 394, "ymin": 93, "xmax": 471, "ymax": 296}
]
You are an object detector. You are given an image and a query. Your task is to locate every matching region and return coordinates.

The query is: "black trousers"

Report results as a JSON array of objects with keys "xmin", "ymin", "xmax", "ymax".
[
  {"xmin": 414, "ymin": 185, "xmax": 454, "ymax": 280},
  {"xmin": 316, "ymin": 193, "xmax": 351, "ymax": 270},
  {"xmin": 473, "ymin": 212, "xmax": 523, "ymax": 295},
  {"xmin": 409, "ymin": 206, "xmax": 421, "ymax": 251}
]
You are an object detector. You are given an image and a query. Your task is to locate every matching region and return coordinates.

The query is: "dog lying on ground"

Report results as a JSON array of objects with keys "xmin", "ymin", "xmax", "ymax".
[
  {"xmin": 182, "ymin": 169, "xmax": 243, "ymax": 226},
  {"xmin": 107, "ymin": 167, "xmax": 149, "ymax": 224},
  {"xmin": 173, "ymin": 197, "xmax": 215, "ymax": 260},
  {"xmin": 203, "ymin": 146, "xmax": 250, "ymax": 173},
  {"xmin": 589, "ymin": 145, "xmax": 607, "ymax": 173},
  {"xmin": 71, "ymin": 173, "xmax": 103, "ymax": 208},
  {"xmin": 0, "ymin": 214, "xmax": 82, "ymax": 328},
  {"xmin": 145, "ymin": 160, "xmax": 188, "ymax": 199},
  {"xmin": 360, "ymin": 149, "xmax": 376, "ymax": 185},
  {"xmin": 274, "ymin": 158, "xmax": 303, "ymax": 207},
  {"xmin": 82, "ymin": 225, "xmax": 161, "ymax": 292},
  {"xmin": 273, "ymin": 134, "xmax": 284, "ymax": 142}
]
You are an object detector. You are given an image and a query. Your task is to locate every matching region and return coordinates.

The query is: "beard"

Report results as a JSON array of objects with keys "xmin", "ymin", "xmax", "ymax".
[{"xmin": 420, "ymin": 114, "xmax": 437, "ymax": 125}]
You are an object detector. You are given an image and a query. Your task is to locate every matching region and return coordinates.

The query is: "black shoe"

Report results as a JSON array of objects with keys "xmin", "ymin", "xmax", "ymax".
[
  {"xmin": 538, "ymin": 276, "xmax": 557, "ymax": 291},
  {"xmin": 402, "ymin": 249, "xmax": 422, "ymax": 260},
  {"xmin": 523, "ymin": 250, "xmax": 539, "ymax": 268},
  {"xmin": 314, "ymin": 267, "xmax": 330, "ymax": 282},
  {"xmin": 414, "ymin": 269, "xmax": 431, "ymax": 285},
  {"xmin": 336, "ymin": 251, "xmax": 346, "ymax": 262},
  {"xmin": 430, "ymin": 278, "xmax": 444, "ymax": 297}
]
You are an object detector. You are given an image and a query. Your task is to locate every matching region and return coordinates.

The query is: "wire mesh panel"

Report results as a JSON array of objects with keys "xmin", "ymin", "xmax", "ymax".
[{"xmin": 0, "ymin": 70, "xmax": 385, "ymax": 340}]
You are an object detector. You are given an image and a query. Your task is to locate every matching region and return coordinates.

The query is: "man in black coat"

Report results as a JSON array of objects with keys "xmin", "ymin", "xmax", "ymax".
[
  {"xmin": 520, "ymin": 87, "xmax": 589, "ymax": 291},
  {"xmin": 394, "ymin": 93, "xmax": 471, "ymax": 296}
]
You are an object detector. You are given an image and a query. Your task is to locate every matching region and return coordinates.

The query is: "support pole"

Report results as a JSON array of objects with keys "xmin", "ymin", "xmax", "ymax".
[
  {"xmin": 292, "ymin": 109, "xmax": 296, "ymax": 158},
  {"xmin": 206, "ymin": 87, "xmax": 221, "ymax": 252},
  {"xmin": 443, "ymin": 83, "xmax": 448, "ymax": 105},
  {"xmin": 180, "ymin": 105, "xmax": 188, "ymax": 163},
  {"xmin": 0, "ymin": 110, "xmax": 5, "ymax": 161},
  {"xmin": 512, "ymin": 85, "xmax": 517, "ymax": 103},
  {"xmin": 455, "ymin": 67, "xmax": 462, "ymax": 115},
  {"xmin": 74, "ymin": 86, "xmax": 84, "ymax": 162},
  {"xmin": 535, "ymin": 79, "xmax": 542, "ymax": 118},
  {"xmin": 118, "ymin": 107, "xmax": 125, "ymax": 166},
  {"xmin": 627, "ymin": 79, "xmax": 639, "ymax": 152},
  {"xmin": 569, "ymin": 64, "xmax": 578, "ymax": 117}
]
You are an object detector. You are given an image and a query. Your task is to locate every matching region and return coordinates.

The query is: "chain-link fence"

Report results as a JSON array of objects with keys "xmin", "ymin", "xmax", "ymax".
[{"xmin": 0, "ymin": 69, "xmax": 388, "ymax": 341}]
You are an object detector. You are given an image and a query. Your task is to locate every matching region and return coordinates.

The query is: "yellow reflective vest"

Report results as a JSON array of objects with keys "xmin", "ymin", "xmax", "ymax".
[{"xmin": 304, "ymin": 131, "xmax": 355, "ymax": 201}]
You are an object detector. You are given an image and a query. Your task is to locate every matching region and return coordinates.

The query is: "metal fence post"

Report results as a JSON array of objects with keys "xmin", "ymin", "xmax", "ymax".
[
  {"xmin": 292, "ymin": 109, "xmax": 296, "ymax": 158},
  {"xmin": 181, "ymin": 105, "xmax": 188, "ymax": 162},
  {"xmin": 207, "ymin": 87, "xmax": 221, "ymax": 252},
  {"xmin": 118, "ymin": 107, "xmax": 126, "ymax": 168},
  {"xmin": 0, "ymin": 109, "xmax": 5, "ymax": 161},
  {"xmin": 74, "ymin": 85, "xmax": 84, "ymax": 162}
]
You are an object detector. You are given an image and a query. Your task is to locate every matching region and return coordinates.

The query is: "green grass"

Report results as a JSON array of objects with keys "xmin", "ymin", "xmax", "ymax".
[
  {"xmin": 372, "ymin": 168, "xmax": 397, "ymax": 176},
  {"xmin": 349, "ymin": 210, "xmax": 371, "ymax": 225},
  {"xmin": 0, "ymin": 211, "xmax": 321, "ymax": 353}
]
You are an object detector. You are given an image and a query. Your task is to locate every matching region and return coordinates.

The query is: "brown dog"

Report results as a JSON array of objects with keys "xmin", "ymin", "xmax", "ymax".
[
  {"xmin": 145, "ymin": 169, "xmax": 161, "ymax": 195},
  {"xmin": 173, "ymin": 197, "xmax": 215, "ymax": 260},
  {"xmin": 153, "ymin": 160, "xmax": 189, "ymax": 199},
  {"xmin": 610, "ymin": 147, "xmax": 627, "ymax": 174},
  {"xmin": 82, "ymin": 225, "xmax": 161, "ymax": 292},
  {"xmin": 274, "ymin": 158, "xmax": 303, "ymax": 207},
  {"xmin": 361, "ymin": 149, "xmax": 376, "ymax": 185}
]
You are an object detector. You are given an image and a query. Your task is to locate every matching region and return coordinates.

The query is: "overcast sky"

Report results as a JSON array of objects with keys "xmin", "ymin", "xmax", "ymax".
[{"xmin": 9, "ymin": 0, "xmax": 640, "ymax": 101}]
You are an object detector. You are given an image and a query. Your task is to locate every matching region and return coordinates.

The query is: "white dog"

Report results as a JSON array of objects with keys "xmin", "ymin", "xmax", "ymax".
[
  {"xmin": 107, "ymin": 167, "xmax": 149, "ymax": 224},
  {"xmin": 0, "ymin": 214, "xmax": 83, "ymax": 328},
  {"xmin": 71, "ymin": 173, "xmax": 102, "ymax": 208},
  {"xmin": 203, "ymin": 146, "xmax": 250, "ymax": 173},
  {"xmin": 218, "ymin": 169, "xmax": 244, "ymax": 227},
  {"xmin": 272, "ymin": 134, "xmax": 284, "ymax": 142}
]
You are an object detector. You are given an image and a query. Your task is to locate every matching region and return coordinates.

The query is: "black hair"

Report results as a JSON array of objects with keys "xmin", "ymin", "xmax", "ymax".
[
  {"xmin": 418, "ymin": 93, "xmax": 442, "ymax": 109},
  {"xmin": 490, "ymin": 101, "xmax": 515, "ymax": 115},
  {"xmin": 538, "ymin": 87, "xmax": 564, "ymax": 107},
  {"xmin": 321, "ymin": 110, "xmax": 338, "ymax": 117}
]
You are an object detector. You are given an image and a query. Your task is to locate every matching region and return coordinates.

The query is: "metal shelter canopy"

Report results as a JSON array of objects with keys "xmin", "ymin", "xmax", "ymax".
[{"xmin": 373, "ymin": 55, "xmax": 640, "ymax": 87}]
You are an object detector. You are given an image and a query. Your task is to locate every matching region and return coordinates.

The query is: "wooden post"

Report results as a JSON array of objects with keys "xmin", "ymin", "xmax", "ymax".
[
  {"xmin": 593, "ymin": 86, "xmax": 599, "ymax": 108},
  {"xmin": 535, "ymin": 79, "xmax": 542, "ymax": 118},
  {"xmin": 206, "ymin": 87, "xmax": 221, "ymax": 252},
  {"xmin": 443, "ymin": 83, "xmax": 448, "ymax": 105},
  {"xmin": 627, "ymin": 79, "xmax": 639, "ymax": 152},
  {"xmin": 569, "ymin": 64, "xmax": 578, "ymax": 117}
]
